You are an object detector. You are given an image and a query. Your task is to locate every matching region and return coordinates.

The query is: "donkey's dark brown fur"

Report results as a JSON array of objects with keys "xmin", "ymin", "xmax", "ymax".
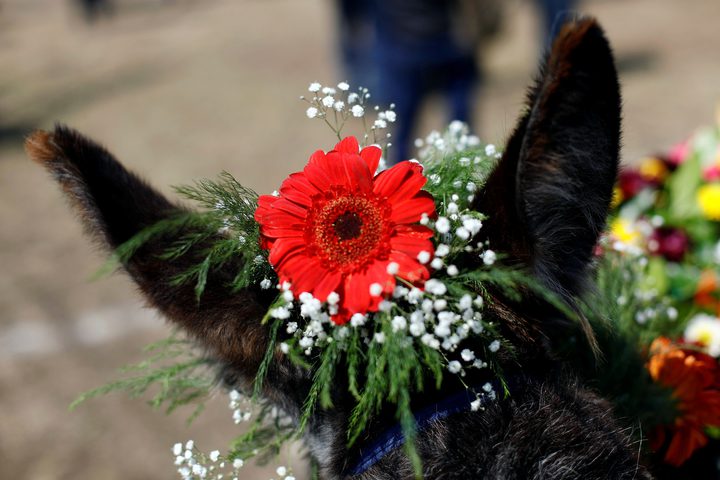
[{"xmin": 28, "ymin": 18, "xmax": 655, "ymax": 479}]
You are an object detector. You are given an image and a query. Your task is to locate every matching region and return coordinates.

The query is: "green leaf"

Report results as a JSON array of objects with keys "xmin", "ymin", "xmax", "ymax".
[{"xmin": 667, "ymin": 152, "xmax": 702, "ymax": 221}]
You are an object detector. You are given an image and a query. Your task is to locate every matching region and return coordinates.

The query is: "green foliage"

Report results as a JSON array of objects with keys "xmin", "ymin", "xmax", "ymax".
[
  {"xmin": 568, "ymin": 252, "xmax": 680, "ymax": 432},
  {"xmin": 70, "ymin": 333, "xmax": 214, "ymax": 423},
  {"xmin": 227, "ymin": 403, "xmax": 296, "ymax": 465},
  {"xmin": 105, "ymin": 172, "xmax": 276, "ymax": 300}
]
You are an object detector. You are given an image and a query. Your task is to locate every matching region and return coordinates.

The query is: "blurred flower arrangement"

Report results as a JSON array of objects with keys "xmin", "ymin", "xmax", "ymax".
[{"xmin": 604, "ymin": 108, "xmax": 720, "ymax": 466}]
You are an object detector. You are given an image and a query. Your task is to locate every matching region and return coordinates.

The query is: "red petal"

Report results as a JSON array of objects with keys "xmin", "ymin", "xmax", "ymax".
[
  {"xmin": 340, "ymin": 152, "xmax": 373, "ymax": 193},
  {"xmin": 390, "ymin": 192, "xmax": 437, "ymax": 224},
  {"xmin": 343, "ymin": 271, "xmax": 372, "ymax": 314},
  {"xmin": 280, "ymin": 173, "xmax": 320, "ymax": 208},
  {"xmin": 254, "ymin": 195, "xmax": 279, "ymax": 222},
  {"xmin": 268, "ymin": 237, "xmax": 307, "ymax": 266},
  {"xmin": 393, "ymin": 224, "xmax": 434, "ymax": 239},
  {"xmin": 303, "ymin": 161, "xmax": 337, "ymax": 192},
  {"xmin": 307, "ymin": 149, "xmax": 328, "ymax": 167},
  {"xmin": 313, "ymin": 270, "xmax": 343, "ymax": 302},
  {"xmin": 260, "ymin": 224, "xmax": 304, "ymax": 239},
  {"xmin": 360, "ymin": 145, "xmax": 382, "ymax": 174},
  {"xmin": 271, "ymin": 198, "xmax": 307, "ymax": 219},
  {"xmin": 334, "ymin": 136, "xmax": 359, "ymax": 154},
  {"xmin": 291, "ymin": 259, "xmax": 329, "ymax": 295},
  {"xmin": 373, "ymin": 161, "xmax": 427, "ymax": 202},
  {"xmin": 369, "ymin": 261, "xmax": 395, "ymax": 291},
  {"xmin": 389, "ymin": 252, "xmax": 431, "ymax": 283},
  {"xmin": 390, "ymin": 235, "xmax": 434, "ymax": 260}
]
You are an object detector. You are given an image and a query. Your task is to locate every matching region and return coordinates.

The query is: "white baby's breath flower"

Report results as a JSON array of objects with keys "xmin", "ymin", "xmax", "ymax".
[
  {"xmin": 369, "ymin": 283, "xmax": 383, "ymax": 297},
  {"xmin": 384, "ymin": 110, "xmax": 397, "ymax": 122},
  {"xmin": 322, "ymin": 95, "xmax": 335, "ymax": 107},
  {"xmin": 327, "ymin": 292, "xmax": 340, "ymax": 305},
  {"xmin": 321, "ymin": 86, "xmax": 336, "ymax": 95},
  {"xmin": 233, "ymin": 458, "xmax": 244, "ymax": 469},
  {"xmin": 391, "ymin": 316, "xmax": 407, "ymax": 332},
  {"xmin": 447, "ymin": 360, "xmax": 462, "ymax": 373},
  {"xmin": 351, "ymin": 105, "xmax": 364, "ymax": 117},
  {"xmin": 470, "ymin": 398, "xmax": 482, "ymax": 411},
  {"xmin": 348, "ymin": 92, "xmax": 359, "ymax": 104},
  {"xmin": 386, "ymin": 262, "xmax": 399, "ymax": 275},
  {"xmin": 374, "ymin": 332, "xmax": 386, "ymax": 344},
  {"xmin": 280, "ymin": 342, "xmax": 290, "ymax": 354},
  {"xmin": 306, "ymin": 107, "xmax": 319, "ymax": 118},
  {"xmin": 435, "ymin": 244, "xmax": 450, "ymax": 257},
  {"xmin": 276, "ymin": 466, "xmax": 288, "ymax": 476},
  {"xmin": 350, "ymin": 313, "xmax": 367, "ymax": 327},
  {"xmin": 435, "ymin": 217, "xmax": 451, "ymax": 234},
  {"xmin": 334, "ymin": 101, "xmax": 345, "ymax": 111},
  {"xmin": 482, "ymin": 250, "xmax": 496, "ymax": 265},
  {"xmin": 337, "ymin": 81, "xmax": 350, "ymax": 91},
  {"xmin": 488, "ymin": 340, "xmax": 501, "ymax": 352},
  {"xmin": 409, "ymin": 322, "xmax": 425, "ymax": 337},
  {"xmin": 430, "ymin": 258, "xmax": 443, "ymax": 270},
  {"xmin": 308, "ymin": 82, "xmax": 321, "ymax": 92},
  {"xmin": 447, "ymin": 265, "xmax": 459, "ymax": 276},
  {"xmin": 417, "ymin": 251, "xmax": 431, "ymax": 264},
  {"xmin": 424, "ymin": 279, "xmax": 447, "ymax": 296},
  {"xmin": 209, "ymin": 450, "xmax": 220, "ymax": 462}
]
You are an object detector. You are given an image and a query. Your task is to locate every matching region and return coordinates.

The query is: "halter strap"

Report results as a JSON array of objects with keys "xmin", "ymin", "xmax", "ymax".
[{"xmin": 347, "ymin": 381, "xmax": 501, "ymax": 476}]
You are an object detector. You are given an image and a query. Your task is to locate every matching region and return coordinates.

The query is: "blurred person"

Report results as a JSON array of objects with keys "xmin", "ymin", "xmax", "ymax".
[
  {"xmin": 353, "ymin": 0, "xmax": 500, "ymax": 165},
  {"xmin": 74, "ymin": 0, "xmax": 114, "ymax": 23},
  {"xmin": 336, "ymin": 0, "xmax": 377, "ymax": 94},
  {"xmin": 536, "ymin": 0, "xmax": 578, "ymax": 45}
]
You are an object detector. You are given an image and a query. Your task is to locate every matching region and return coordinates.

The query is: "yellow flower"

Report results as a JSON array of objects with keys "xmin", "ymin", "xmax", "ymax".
[
  {"xmin": 697, "ymin": 184, "xmax": 720, "ymax": 221},
  {"xmin": 639, "ymin": 157, "xmax": 668, "ymax": 182},
  {"xmin": 610, "ymin": 218, "xmax": 641, "ymax": 245},
  {"xmin": 611, "ymin": 186, "xmax": 623, "ymax": 209}
]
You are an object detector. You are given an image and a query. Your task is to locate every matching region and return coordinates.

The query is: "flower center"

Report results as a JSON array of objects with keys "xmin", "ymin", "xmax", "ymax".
[
  {"xmin": 308, "ymin": 194, "xmax": 391, "ymax": 273},
  {"xmin": 334, "ymin": 211, "xmax": 363, "ymax": 240}
]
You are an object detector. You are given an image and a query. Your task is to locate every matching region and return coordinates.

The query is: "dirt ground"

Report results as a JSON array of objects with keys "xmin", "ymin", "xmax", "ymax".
[{"xmin": 1, "ymin": 0, "xmax": 719, "ymax": 478}]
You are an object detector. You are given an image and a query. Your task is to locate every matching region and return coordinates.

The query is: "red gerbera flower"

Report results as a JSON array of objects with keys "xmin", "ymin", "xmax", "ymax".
[{"xmin": 254, "ymin": 136, "xmax": 435, "ymax": 324}]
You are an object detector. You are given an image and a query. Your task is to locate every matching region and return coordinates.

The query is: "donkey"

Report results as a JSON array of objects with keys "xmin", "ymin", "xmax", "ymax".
[{"xmin": 26, "ymin": 18, "xmax": 655, "ymax": 479}]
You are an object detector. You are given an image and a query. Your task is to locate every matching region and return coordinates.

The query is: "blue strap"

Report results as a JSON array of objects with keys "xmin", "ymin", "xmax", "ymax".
[{"xmin": 348, "ymin": 382, "xmax": 500, "ymax": 475}]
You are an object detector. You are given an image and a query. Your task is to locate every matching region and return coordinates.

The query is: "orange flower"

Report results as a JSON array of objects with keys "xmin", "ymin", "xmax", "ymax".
[
  {"xmin": 695, "ymin": 270, "xmax": 720, "ymax": 316},
  {"xmin": 647, "ymin": 337, "xmax": 720, "ymax": 466}
]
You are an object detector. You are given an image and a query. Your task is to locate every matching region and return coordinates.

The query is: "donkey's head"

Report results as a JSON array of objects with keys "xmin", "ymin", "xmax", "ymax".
[{"xmin": 28, "ymin": 18, "xmax": 651, "ymax": 480}]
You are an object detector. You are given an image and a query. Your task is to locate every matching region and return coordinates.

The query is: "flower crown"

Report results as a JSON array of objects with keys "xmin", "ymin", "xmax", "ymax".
[{"xmin": 76, "ymin": 85, "xmax": 720, "ymax": 478}]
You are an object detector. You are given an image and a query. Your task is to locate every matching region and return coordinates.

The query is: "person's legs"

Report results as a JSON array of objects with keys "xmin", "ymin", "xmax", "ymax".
[
  {"xmin": 445, "ymin": 57, "xmax": 479, "ymax": 129},
  {"xmin": 376, "ymin": 65, "xmax": 423, "ymax": 164}
]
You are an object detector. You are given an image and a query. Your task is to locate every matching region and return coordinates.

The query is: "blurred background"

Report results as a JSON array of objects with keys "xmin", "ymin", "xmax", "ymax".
[{"xmin": 1, "ymin": 0, "xmax": 719, "ymax": 478}]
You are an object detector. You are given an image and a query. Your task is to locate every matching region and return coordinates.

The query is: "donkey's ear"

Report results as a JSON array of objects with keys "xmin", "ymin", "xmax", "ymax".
[
  {"xmin": 477, "ymin": 18, "xmax": 621, "ymax": 299},
  {"xmin": 25, "ymin": 126, "xmax": 282, "ymax": 392}
]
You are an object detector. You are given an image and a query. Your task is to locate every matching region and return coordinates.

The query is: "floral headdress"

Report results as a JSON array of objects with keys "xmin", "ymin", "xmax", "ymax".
[{"xmin": 75, "ymin": 85, "xmax": 720, "ymax": 477}]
